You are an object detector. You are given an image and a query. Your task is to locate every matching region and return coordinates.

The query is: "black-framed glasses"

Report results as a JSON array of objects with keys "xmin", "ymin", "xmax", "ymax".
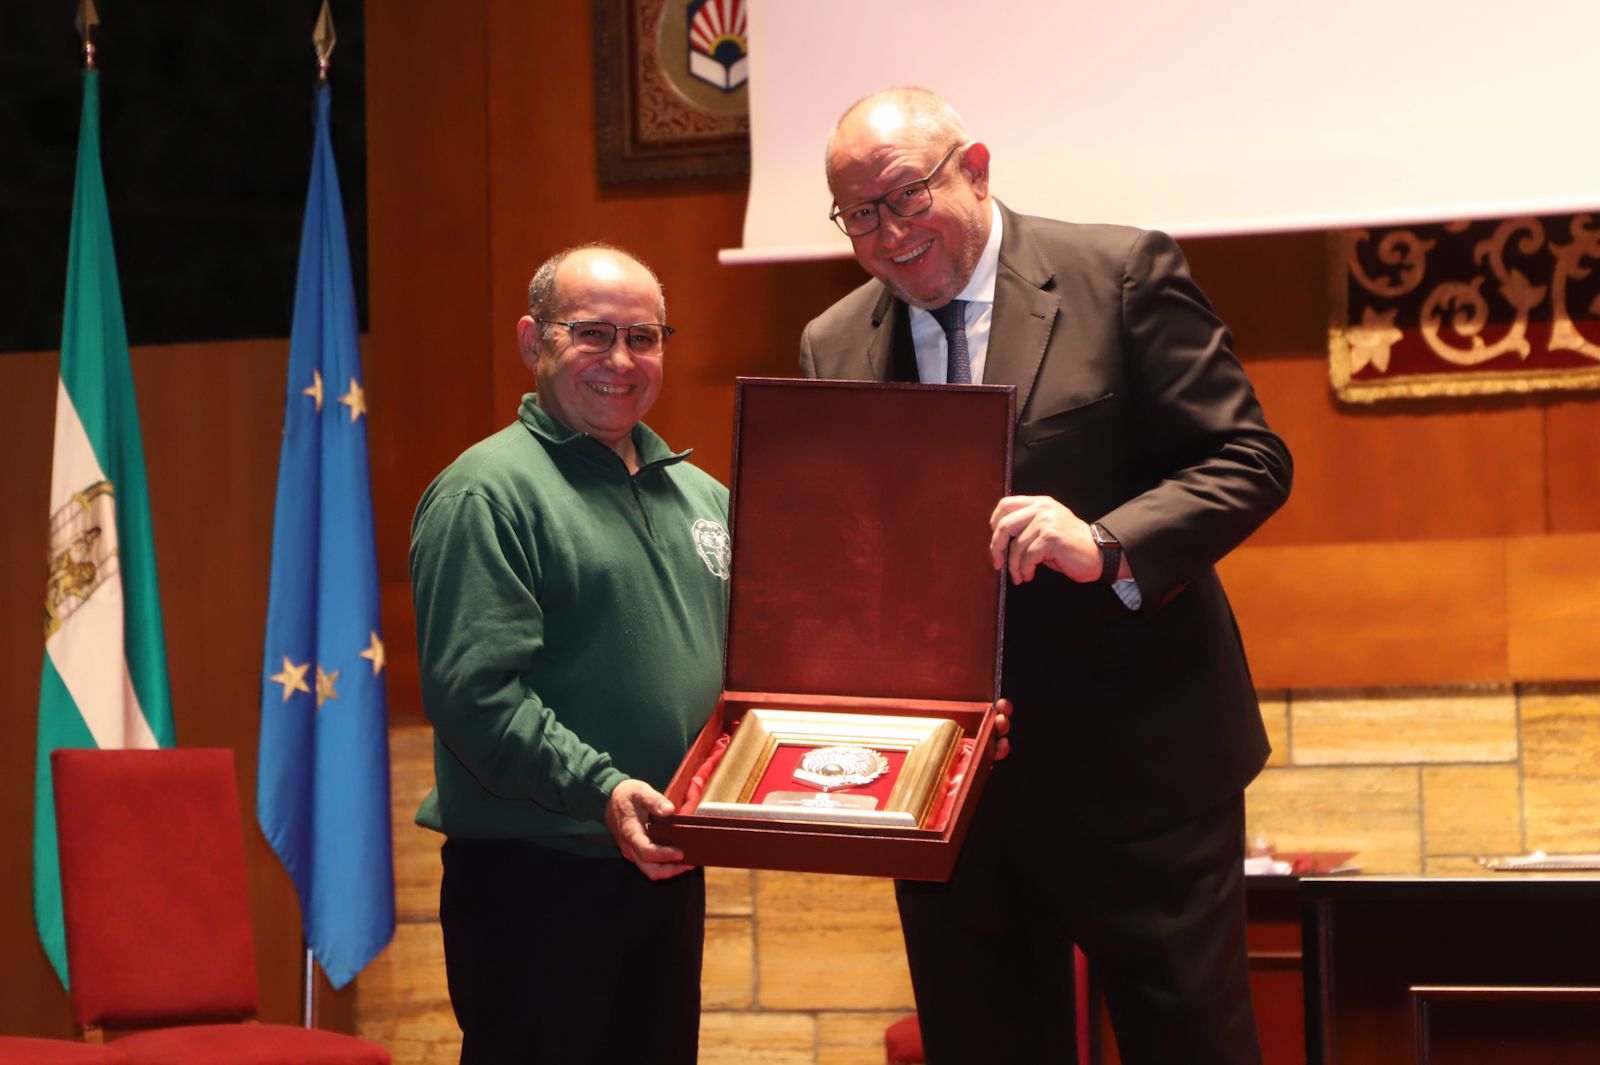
[
  {"xmin": 538, "ymin": 319, "xmax": 675, "ymax": 356},
  {"xmin": 828, "ymin": 143, "xmax": 962, "ymax": 237}
]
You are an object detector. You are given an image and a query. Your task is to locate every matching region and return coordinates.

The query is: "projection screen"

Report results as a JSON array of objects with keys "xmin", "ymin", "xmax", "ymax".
[{"xmin": 722, "ymin": 0, "xmax": 1600, "ymax": 264}]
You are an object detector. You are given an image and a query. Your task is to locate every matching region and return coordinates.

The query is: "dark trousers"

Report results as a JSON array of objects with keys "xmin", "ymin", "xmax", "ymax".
[
  {"xmin": 896, "ymin": 766, "xmax": 1260, "ymax": 1065},
  {"xmin": 439, "ymin": 838, "xmax": 705, "ymax": 1065}
]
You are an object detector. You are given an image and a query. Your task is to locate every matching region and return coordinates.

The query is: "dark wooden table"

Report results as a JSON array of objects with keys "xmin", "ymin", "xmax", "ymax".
[{"xmin": 1301, "ymin": 875, "xmax": 1600, "ymax": 1065}]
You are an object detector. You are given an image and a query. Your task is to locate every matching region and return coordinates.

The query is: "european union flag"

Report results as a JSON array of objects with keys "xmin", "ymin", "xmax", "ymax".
[{"xmin": 258, "ymin": 81, "xmax": 394, "ymax": 990}]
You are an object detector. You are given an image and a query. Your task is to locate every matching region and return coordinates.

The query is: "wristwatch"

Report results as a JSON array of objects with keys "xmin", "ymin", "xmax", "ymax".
[{"xmin": 1090, "ymin": 522, "xmax": 1121, "ymax": 585}]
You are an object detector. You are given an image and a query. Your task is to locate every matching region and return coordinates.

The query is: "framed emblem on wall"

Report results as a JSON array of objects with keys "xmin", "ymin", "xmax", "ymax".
[{"xmin": 593, "ymin": 0, "xmax": 750, "ymax": 183}]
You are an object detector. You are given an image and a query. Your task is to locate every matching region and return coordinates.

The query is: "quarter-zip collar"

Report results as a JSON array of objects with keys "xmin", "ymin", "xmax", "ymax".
[{"xmin": 518, "ymin": 392, "xmax": 691, "ymax": 479}]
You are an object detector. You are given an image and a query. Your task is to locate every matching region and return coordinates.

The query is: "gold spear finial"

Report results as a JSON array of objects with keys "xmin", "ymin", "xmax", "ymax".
[
  {"xmin": 313, "ymin": 1, "xmax": 337, "ymax": 81},
  {"xmin": 76, "ymin": 0, "xmax": 100, "ymax": 70}
]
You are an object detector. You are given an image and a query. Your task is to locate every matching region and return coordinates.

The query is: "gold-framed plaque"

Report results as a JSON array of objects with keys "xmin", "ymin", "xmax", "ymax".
[{"xmin": 694, "ymin": 709, "xmax": 963, "ymax": 828}]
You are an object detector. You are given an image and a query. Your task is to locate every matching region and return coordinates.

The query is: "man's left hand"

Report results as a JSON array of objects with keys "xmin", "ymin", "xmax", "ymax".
[
  {"xmin": 992, "ymin": 697, "xmax": 1012, "ymax": 761},
  {"xmin": 989, "ymin": 494, "xmax": 1100, "ymax": 585}
]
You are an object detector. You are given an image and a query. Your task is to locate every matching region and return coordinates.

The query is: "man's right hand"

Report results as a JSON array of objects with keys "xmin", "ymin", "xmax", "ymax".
[{"xmin": 605, "ymin": 778, "xmax": 694, "ymax": 880}]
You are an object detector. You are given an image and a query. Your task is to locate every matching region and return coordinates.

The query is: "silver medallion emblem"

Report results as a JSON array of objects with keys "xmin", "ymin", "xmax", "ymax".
[{"xmin": 793, "ymin": 745, "xmax": 889, "ymax": 791}]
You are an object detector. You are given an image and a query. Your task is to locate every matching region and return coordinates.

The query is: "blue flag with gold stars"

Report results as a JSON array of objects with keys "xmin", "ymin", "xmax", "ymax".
[{"xmin": 258, "ymin": 81, "xmax": 394, "ymax": 989}]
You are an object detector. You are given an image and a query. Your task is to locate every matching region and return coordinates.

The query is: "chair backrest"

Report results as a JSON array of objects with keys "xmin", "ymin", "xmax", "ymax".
[{"xmin": 52, "ymin": 748, "xmax": 259, "ymax": 1032}]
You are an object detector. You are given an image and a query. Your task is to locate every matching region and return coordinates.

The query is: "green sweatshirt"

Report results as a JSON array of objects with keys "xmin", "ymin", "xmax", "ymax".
[{"xmin": 409, "ymin": 395, "xmax": 730, "ymax": 857}]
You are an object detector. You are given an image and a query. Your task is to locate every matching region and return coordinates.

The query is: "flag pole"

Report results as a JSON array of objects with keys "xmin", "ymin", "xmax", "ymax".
[
  {"xmin": 296, "ymin": 1, "xmax": 338, "ymax": 1031},
  {"xmin": 76, "ymin": 0, "xmax": 98, "ymax": 69},
  {"xmin": 314, "ymin": 0, "xmax": 335, "ymax": 82},
  {"xmin": 302, "ymin": 948, "xmax": 316, "ymax": 1029}
]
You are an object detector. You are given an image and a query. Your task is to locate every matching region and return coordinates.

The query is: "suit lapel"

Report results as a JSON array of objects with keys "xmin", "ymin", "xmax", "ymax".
[
  {"xmin": 985, "ymin": 203, "xmax": 1059, "ymax": 418},
  {"xmin": 868, "ymin": 203, "xmax": 1056, "ymax": 394},
  {"xmin": 870, "ymin": 287, "xmax": 918, "ymax": 382}
]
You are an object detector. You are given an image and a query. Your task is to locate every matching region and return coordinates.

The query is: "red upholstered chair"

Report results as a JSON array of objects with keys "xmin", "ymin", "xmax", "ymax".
[
  {"xmin": 51, "ymin": 748, "xmax": 389, "ymax": 1065},
  {"xmin": 884, "ymin": 1015, "xmax": 924, "ymax": 1063},
  {"xmin": 0, "ymin": 1037, "xmax": 131, "ymax": 1063}
]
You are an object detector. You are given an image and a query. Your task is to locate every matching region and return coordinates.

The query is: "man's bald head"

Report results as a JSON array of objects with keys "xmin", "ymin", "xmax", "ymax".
[{"xmin": 825, "ymin": 88, "xmax": 968, "ymax": 181}]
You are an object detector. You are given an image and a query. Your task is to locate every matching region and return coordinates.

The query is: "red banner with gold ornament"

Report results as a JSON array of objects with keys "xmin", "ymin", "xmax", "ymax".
[{"xmin": 1330, "ymin": 214, "xmax": 1600, "ymax": 402}]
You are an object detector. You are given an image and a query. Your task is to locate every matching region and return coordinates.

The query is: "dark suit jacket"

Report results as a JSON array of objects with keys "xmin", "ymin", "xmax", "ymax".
[{"xmin": 800, "ymin": 203, "xmax": 1293, "ymax": 839}]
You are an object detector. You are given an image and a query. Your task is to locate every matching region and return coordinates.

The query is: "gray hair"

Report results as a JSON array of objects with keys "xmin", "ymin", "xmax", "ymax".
[
  {"xmin": 824, "ymin": 87, "xmax": 969, "ymax": 173},
  {"xmin": 525, "ymin": 242, "xmax": 666, "ymax": 339}
]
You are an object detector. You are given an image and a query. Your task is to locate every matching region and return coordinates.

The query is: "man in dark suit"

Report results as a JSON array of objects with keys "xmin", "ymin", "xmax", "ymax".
[{"xmin": 801, "ymin": 88, "xmax": 1293, "ymax": 1064}]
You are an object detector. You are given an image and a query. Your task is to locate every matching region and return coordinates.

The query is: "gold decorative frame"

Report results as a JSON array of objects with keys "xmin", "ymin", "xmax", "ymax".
[
  {"xmin": 695, "ymin": 709, "xmax": 963, "ymax": 828},
  {"xmin": 592, "ymin": 0, "xmax": 750, "ymax": 184}
]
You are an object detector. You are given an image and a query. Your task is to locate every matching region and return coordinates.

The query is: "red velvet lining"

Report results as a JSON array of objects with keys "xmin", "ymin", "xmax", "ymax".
[
  {"xmin": 924, "ymin": 739, "xmax": 976, "ymax": 834},
  {"xmin": 679, "ymin": 732, "xmax": 732, "ymax": 813}
]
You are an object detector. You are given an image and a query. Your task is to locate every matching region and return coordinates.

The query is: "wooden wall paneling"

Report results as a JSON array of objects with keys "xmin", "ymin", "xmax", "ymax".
[
  {"xmin": 0, "ymin": 349, "xmax": 77, "ymax": 1037},
  {"xmin": 364, "ymin": 0, "xmax": 496, "ymax": 723},
  {"xmin": 1243, "ymin": 358, "xmax": 1548, "ymax": 548},
  {"xmin": 1543, "ymin": 395, "xmax": 1600, "ymax": 533},
  {"xmin": 1219, "ymin": 539, "xmax": 1509, "ymax": 689},
  {"xmin": 1506, "ymin": 533, "xmax": 1600, "ymax": 680},
  {"xmin": 1182, "ymin": 231, "xmax": 1332, "ymax": 364},
  {"xmin": 483, "ymin": 0, "xmax": 867, "ymax": 488},
  {"xmin": 379, "ymin": 579, "xmax": 422, "ymax": 724}
]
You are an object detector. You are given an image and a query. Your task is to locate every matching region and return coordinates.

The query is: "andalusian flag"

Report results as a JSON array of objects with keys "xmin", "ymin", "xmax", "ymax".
[
  {"xmin": 257, "ymin": 80, "xmax": 395, "ymax": 989},
  {"xmin": 36, "ymin": 68, "xmax": 176, "ymax": 987}
]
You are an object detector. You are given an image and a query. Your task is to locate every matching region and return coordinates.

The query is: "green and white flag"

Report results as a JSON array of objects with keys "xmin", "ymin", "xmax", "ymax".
[{"xmin": 35, "ymin": 68, "xmax": 176, "ymax": 988}]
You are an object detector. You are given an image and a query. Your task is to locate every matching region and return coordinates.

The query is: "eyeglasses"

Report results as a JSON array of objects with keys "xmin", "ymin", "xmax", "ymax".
[
  {"xmin": 828, "ymin": 143, "xmax": 962, "ymax": 237},
  {"xmin": 538, "ymin": 319, "xmax": 675, "ymax": 356}
]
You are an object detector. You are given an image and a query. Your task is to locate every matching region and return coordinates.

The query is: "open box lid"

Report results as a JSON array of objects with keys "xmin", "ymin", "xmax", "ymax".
[{"xmin": 724, "ymin": 378, "xmax": 1015, "ymax": 705}]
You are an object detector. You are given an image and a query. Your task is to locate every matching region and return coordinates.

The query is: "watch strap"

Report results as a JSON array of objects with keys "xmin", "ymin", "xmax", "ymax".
[{"xmin": 1092, "ymin": 523, "xmax": 1121, "ymax": 585}]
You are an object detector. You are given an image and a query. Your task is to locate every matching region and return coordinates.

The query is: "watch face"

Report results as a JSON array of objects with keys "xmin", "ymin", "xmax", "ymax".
[{"xmin": 1092, "ymin": 523, "xmax": 1117, "ymax": 547}]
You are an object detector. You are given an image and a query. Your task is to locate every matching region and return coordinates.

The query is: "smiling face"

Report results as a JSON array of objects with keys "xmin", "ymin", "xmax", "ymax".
[
  {"xmin": 827, "ymin": 99, "xmax": 992, "ymax": 310},
  {"xmin": 517, "ymin": 248, "xmax": 664, "ymax": 468}
]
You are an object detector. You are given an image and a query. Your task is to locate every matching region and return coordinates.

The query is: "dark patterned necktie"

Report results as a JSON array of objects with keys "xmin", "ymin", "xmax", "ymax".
[{"xmin": 928, "ymin": 299, "xmax": 972, "ymax": 384}]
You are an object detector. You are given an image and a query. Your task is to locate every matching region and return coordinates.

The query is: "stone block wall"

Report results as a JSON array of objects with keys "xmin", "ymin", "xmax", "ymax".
[
  {"xmin": 358, "ymin": 683, "xmax": 1600, "ymax": 1063},
  {"xmin": 1248, "ymin": 684, "xmax": 1600, "ymax": 874}
]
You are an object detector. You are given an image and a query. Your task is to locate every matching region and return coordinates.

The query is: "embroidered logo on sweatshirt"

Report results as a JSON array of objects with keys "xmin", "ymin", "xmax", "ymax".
[{"xmin": 691, "ymin": 518, "xmax": 731, "ymax": 580}]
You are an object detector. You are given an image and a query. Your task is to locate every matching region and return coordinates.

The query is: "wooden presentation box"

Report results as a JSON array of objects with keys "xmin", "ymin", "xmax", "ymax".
[{"xmin": 651, "ymin": 377, "xmax": 1014, "ymax": 881}]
